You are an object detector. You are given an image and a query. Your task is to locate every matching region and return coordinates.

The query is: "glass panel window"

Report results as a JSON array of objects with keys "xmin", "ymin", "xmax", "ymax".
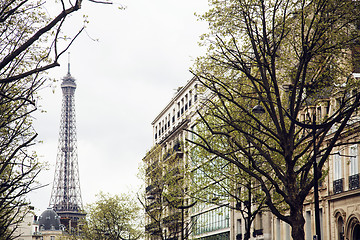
[
  {"xmin": 334, "ymin": 151, "xmax": 342, "ymax": 180},
  {"xmin": 192, "ymin": 205, "xmax": 230, "ymax": 236},
  {"xmin": 349, "ymin": 145, "xmax": 358, "ymax": 176}
]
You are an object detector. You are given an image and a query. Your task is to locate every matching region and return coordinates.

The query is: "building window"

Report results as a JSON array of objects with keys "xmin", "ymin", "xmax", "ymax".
[
  {"xmin": 285, "ymin": 222, "xmax": 291, "ymax": 240},
  {"xmin": 325, "ymin": 100, "xmax": 330, "ymax": 117},
  {"xmin": 276, "ymin": 218, "xmax": 281, "ymax": 240},
  {"xmin": 336, "ymin": 97, "xmax": 342, "ymax": 110},
  {"xmin": 349, "ymin": 145, "xmax": 358, "ymax": 176},
  {"xmin": 177, "ymin": 102, "xmax": 180, "ymax": 118},
  {"xmin": 253, "ymin": 212, "xmax": 263, "ymax": 237},
  {"xmin": 305, "ymin": 210, "xmax": 312, "ymax": 240},
  {"xmin": 237, "ymin": 219, "xmax": 242, "ymax": 240},
  {"xmin": 337, "ymin": 216, "xmax": 345, "ymax": 240},
  {"xmin": 320, "ymin": 208, "xmax": 324, "ymax": 239},
  {"xmin": 349, "ymin": 144, "xmax": 359, "ymax": 190},
  {"xmin": 317, "ymin": 106, "xmax": 322, "ymax": 121},
  {"xmin": 192, "ymin": 205, "xmax": 230, "ymax": 236},
  {"xmin": 334, "ymin": 151, "xmax": 342, "ymax": 180},
  {"xmin": 333, "ymin": 151, "xmax": 343, "ymax": 194}
]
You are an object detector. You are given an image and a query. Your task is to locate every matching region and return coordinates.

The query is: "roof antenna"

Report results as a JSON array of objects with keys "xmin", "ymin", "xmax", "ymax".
[{"xmin": 68, "ymin": 52, "xmax": 71, "ymax": 75}]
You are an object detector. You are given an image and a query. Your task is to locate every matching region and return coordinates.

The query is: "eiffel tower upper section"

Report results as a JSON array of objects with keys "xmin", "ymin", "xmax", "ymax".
[{"xmin": 49, "ymin": 63, "xmax": 83, "ymax": 220}]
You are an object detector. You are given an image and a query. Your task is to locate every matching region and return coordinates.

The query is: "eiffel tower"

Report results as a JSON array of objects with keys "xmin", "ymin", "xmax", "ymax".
[{"xmin": 49, "ymin": 61, "xmax": 85, "ymax": 231}]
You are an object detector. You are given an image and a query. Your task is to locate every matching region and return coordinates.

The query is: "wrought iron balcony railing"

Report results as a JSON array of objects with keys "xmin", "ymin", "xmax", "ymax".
[
  {"xmin": 253, "ymin": 229, "xmax": 263, "ymax": 237},
  {"xmin": 349, "ymin": 174, "xmax": 360, "ymax": 190},
  {"xmin": 333, "ymin": 178, "xmax": 344, "ymax": 194}
]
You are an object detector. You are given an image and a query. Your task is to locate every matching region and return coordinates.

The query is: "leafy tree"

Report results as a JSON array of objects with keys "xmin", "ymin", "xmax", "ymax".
[
  {"xmin": 189, "ymin": 0, "xmax": 360, "ymax": 239},
  {"xmin": 82, "ymin": 192, "xmax": 143, "ymax": 240},
  {"xmin": 0, "ymin": 0, "xmax": 117, "ymax": 238}
]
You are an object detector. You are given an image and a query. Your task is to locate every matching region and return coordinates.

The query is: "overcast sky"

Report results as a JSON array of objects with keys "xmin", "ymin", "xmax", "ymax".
[{"xmin": 28, "ymin": 0, "xmax": 209, "ymax": 212}]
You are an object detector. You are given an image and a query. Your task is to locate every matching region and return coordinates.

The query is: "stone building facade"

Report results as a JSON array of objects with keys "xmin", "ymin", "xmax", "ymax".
[{"xmin": 143, "ymin": 75, "xmax": 360, "ymax": 240}]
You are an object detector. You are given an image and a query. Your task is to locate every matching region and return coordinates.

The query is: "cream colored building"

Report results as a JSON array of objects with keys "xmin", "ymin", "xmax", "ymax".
[
  {"xmin": 144, "ymin": 77, "xmax": 234, "ymax": 240},
  {"xmin": 273, "ymin": 77, "xmax": 360, "ymax": 240},
  {"xmin": 144, "ymin": 74, "xmax": 360, "ymax": 240},
  {"xmin": 14, "ymin": 208, "xmax": 64, "ymax": 240}
]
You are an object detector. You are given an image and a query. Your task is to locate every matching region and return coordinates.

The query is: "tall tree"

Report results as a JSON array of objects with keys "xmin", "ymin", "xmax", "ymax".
[
  {"xmin": 82, "ymin": 192, "xmax": 143, "ymax": 240},
  {"xmin": 0, "ymin": 0, "xmax": 116, "ymax": 238},
  {"xmin": 189, "ymin": 0, "xmax": 360, "ymax": 239}
]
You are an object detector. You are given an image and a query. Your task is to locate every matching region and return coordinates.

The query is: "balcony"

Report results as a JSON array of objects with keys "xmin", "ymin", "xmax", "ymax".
[
  {"xmin": 146, "ymin": 161, "xmax": 159, "ymax": 174},
  {"xmin": 146, "ymin": 184, "xmax": 161, "ymax": 195},
  {"xmin": 253, "ymin": 229, "xmax": 263, "ymax": 237},
  {"xmin": 145, "ymin": 201, "xmax": 161, "ymax": 212},
  {"xmin": 173, "ymin": 141, "xmax": 181, "ymax": 151},
  {"xmin": 164, "ymin": 167, "xmax": 183, "ymax": 182},
  {"xmin": 333, "ymin": 178, "xmax": 344, "ymax": 194},
  {"xmin": 349, "ymin": 174, "xmax": 359, "ymax": 190}
]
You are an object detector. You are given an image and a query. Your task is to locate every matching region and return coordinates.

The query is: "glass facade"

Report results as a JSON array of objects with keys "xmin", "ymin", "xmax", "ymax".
[
  {"xmin": 198, "ymin": 232, "xmax": 230, "ymax": 240},
  {"xmin": 192, "ymin": 205, "xmax": 230, "ymax": 236}
]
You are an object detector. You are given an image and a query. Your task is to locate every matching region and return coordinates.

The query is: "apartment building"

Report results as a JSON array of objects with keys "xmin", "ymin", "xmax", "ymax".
[
  {"xmin": 303, "ymin": 92, "xmax": 360, "ymax": 240},
  {"xmin": 144, "ymin": 74, "xmax": 360, "ymax": 240},
  {"xmin": 144, "ymin": 77, "xmax": 235, "ymax": 240}
]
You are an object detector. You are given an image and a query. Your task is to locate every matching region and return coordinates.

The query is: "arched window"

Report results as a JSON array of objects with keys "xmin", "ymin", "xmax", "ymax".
[
  {"xmin": 337, "ymin": 216, "xmax": 344, "ymax": 240},
  {"xmin": 347, "ymin": 215, "xmax": 360, "ymax": 240},
  {"xmin": 353, "ymin": 224, "xmax": 360, "ymax": 240}
]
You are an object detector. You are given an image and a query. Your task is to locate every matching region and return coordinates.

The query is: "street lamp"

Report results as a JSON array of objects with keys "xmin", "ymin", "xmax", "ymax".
[
  {"xmin": 286, "ymin": 109, "xmax": 322, "ymax": 240},
  {"xmin": 282, "ymin": 82, "xmax": 322, "ymax": 240},
  {"xmin": 243, "ymin": 103, "xmax": 264, "ymax": 239},
  {"xmin": 252, "ymin": 104, "xmax": 265, "ymax": 115},
  {"xmin": 311, "ymin": 112, "xmax": 321, "ymax": 240}
]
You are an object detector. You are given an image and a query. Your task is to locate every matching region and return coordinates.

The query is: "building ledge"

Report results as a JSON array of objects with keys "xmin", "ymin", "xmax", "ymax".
[{"xmin": 327, "ymin": 187, "xmax": 360, "ymax": 201}]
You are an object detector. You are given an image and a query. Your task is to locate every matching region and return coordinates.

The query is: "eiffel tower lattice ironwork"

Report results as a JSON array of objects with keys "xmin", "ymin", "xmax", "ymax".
[{"xmin": 49, "ymin": 62, "xmax": 85, "ymax": 231}]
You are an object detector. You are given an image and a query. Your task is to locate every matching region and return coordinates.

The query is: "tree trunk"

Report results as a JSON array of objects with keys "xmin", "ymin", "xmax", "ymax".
[
  {"xmin": 244, "ymin": 212, "xmax": 251, "ymax": 240},
  {"xmin": 244, "ymin": 231, "xmax": 250, "ymax": 240},
  {"xmin": 290, "ymin": 207, "xmax": 306, "ymax": 240}
]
